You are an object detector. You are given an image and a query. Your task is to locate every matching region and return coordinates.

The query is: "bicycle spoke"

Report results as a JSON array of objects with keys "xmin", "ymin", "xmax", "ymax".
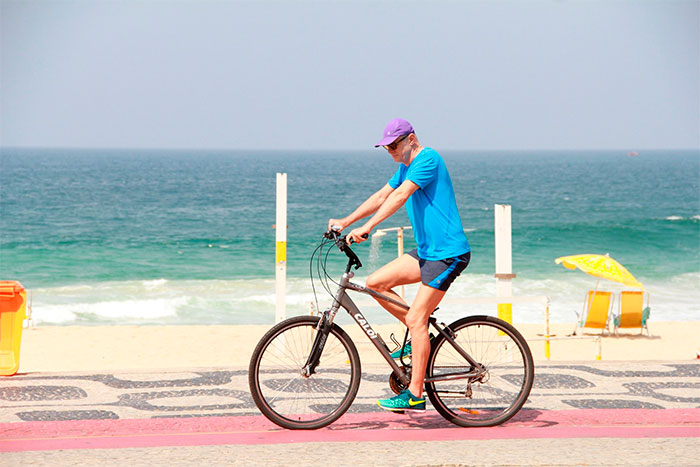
[
  {"xmin": 426, "ymin": 316, "xmax": 534, "ymax": 427},
  {"xmin": 249, "ymin": 316, "xmax": 361, "ymax": 429}
]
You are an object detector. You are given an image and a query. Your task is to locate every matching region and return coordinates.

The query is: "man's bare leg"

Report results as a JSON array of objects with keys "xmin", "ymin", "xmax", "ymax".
[
  {"xmin": 364, "ymin": 254, "xmax": 421, "ymax": 322},
  {"xmin": 405, "ymin": 284, "xmax": 446, "ymax": 397},
  {"xmin": 366, "ymin": 256, "xmax": 448, "ymax": 396}
]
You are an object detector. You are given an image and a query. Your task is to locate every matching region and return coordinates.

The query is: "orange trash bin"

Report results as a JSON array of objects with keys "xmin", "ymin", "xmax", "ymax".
[{"xmin": 0, "ymin": 281, "xmax": 27, "ymax": 376}]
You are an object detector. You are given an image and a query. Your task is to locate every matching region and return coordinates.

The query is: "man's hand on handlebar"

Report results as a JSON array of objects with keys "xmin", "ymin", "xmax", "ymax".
[
  {"xmin": 324, "ymin": 220, "xmax": 369, "ymax": 245},
  {"xmin": 327, "ymin": 218, "xmax": 347, "ymax": 232},
  {"xmin": 346, "ymin": 226, "xmax": 371, "ymax": 245}
]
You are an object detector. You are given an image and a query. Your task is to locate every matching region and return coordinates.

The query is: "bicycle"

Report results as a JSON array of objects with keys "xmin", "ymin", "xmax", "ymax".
[{"xmin": 248, "ymin": 230, "xmax": 534, "ymax": 430}]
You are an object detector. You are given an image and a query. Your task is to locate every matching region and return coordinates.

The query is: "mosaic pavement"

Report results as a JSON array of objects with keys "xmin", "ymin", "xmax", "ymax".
[{"xmin": 0, "ymin": 361, "xmax": 698, "ymax": 423}]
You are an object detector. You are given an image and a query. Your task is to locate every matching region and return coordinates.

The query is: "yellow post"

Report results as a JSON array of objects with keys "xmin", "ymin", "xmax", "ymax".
[
  {"xmin": 497, "ymin": 303, "xmax": 513, "ymax": 324},
  {"xmin": 544, "ymin": 304, "xmax": 551, "ymax": 360},
  {"xmin": 276, "ymin": 240, "xmax": 286, "ymax": 263}
]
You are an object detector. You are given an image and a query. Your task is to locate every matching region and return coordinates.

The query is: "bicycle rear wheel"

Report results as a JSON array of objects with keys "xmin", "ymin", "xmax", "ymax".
[
  {"xmin": 248, "ymin": 315, "xmax": 361, "ymax": 429},
  {"xmin": 425, "ymin": 315, "xmax": 534, "ymax": 427}
]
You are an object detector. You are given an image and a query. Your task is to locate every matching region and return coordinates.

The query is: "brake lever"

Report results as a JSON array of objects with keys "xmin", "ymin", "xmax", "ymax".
[
  {"xmin": 322, "ymin": 229, "xmax": 365, "ymax": 270},
  {"xmin": 323, "ymin": 228, "xmax": 341, "ymax": 240}
]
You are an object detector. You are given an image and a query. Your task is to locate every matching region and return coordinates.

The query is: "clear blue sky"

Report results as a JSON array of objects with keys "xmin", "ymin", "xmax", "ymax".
[{"xmin": 2, "ymin": 0, "xmax": 698, "ymax": 150}]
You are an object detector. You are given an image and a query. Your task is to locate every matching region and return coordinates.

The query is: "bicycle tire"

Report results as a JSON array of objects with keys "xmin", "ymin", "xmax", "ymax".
[
  {"xmin": 248, "ymin": 315, "xmax": 361, "ymax": 429},
  {"xmin": 425, "ymin": 315, "xmax": 534, "ymax": 427}
]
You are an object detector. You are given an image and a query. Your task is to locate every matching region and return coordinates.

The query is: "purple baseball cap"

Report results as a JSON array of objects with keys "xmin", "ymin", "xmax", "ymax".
[{"xmin": 374, "ymin": 118, "xmax": 414, "ymax": 147}]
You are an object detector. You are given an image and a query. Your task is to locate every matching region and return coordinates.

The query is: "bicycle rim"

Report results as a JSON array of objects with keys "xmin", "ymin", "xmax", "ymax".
[
  {"xmin": 248, "ymin": 316, "xmax": 361, "ymax": 429},
  {"xmin": 426, "ymin": 315, "xmax": 534, "ymax": 427}
]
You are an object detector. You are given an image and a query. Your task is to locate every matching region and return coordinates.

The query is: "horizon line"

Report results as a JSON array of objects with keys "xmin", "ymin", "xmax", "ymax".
[{"xmin": 2, "ymin": 145, "xmax": 699, "ymax": 153}]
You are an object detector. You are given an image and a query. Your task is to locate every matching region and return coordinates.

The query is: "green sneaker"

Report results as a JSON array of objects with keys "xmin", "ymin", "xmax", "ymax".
[
  {"xmin": 390, "ymin": 333, "xmax": 435, "ymax": 359},
  {"xmin": 377, "ymin": 389, "xmax": 426, "ymax": 412}
]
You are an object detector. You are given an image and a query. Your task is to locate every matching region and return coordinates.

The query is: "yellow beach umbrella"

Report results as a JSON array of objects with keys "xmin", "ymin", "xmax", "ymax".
[{"xmin": 555, "ymin": 254, "xmax": 644, "ymax": 290}]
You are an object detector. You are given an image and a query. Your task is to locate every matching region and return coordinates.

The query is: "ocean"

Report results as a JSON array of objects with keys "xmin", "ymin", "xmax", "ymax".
[{"xmin": 1, "ymin": 148, "xmax": 698, "ymax": 326}]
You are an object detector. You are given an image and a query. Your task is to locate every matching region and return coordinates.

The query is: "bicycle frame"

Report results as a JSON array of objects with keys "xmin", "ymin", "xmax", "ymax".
[{"xmin": 309, "ymin": 266, "xmax": 483, "ymax": 387}]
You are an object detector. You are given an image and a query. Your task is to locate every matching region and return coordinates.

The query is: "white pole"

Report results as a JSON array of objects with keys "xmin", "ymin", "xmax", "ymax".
[
  {"xmin": 371, "ymin": 226, "xmax": 411, "ymax": 300},
  {"xmin": 494, "ymin": 204, "xmax": 515, "ymax": 324},
  {"xmin": 397, "ymin": 227, "xmax": 405, "ymax": 299},
  {"xmin": 275, "ymin": 173, "xmax": 287, "ymax": 324}
]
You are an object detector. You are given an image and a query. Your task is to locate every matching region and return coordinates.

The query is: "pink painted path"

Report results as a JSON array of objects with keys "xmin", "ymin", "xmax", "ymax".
[{"xmin": 1, "ymin": 409, "xmax": 699, "ymax": 452}]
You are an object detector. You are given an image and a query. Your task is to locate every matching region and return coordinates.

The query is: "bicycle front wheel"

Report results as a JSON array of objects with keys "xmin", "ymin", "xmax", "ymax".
[
  {"xmin": 248, "ymin": 315, "xmax": 361, "ymax": 429},
  {"xmin": 425, "ymin": 315, "xmax": 534, "ymax": 427}
]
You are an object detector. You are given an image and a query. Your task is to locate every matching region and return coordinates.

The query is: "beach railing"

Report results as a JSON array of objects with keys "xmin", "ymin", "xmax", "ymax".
[
  {"xmin": 372, "ymin": 226, "xmax": 412, "ymax": 299},
  {"xmin": 526, "ymin": 334, "xmax": 603, "ymax": 361},
  {"xmin": 439, "ymin": 295, "xmax": 555, "ymax": 356},
  {"xmin": 307, "ymin": 294, "xmax": 606, "ymax": 360},
  {"xmin": 431, "ymin": 295, "xmax": 603, "ymax": 360}
]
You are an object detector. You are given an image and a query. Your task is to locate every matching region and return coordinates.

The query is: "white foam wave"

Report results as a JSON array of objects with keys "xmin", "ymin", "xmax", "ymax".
[
  {"xmin": 27, "ymin": 273, "xmax": 700, "ymax": 326},
  {"xmin": 143, "ymin": 279, "xmax": 169, "ymax": 288},
  {"xmin": 37, "ymin": 298, "xmax": 184, "ymax": 324}
]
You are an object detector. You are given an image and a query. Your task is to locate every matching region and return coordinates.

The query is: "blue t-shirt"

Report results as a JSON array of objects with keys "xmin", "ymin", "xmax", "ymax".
[{"xmin": 388, "ymin": 147, "xmax": 470, "ymax": 261}]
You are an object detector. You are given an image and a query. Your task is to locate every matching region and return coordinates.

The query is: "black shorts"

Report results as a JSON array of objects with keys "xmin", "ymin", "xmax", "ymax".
[{"xmin": 407, "ymin": 249, "xmax": 471, "ymax": 291}]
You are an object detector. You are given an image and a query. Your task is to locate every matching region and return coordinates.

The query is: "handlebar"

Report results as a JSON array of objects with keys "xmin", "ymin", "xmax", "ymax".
[
  {"xmin": 323, "ymin": 229, "xmax": 365, "ymax": 271},
  {"xmin": 323, "ymin": 229, "xmax": 368, "ymax": 244}
]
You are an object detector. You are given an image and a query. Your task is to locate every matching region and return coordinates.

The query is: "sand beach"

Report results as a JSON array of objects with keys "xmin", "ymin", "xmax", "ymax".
[{"xmin": 16, "ymin": 320, "xmax": 700, "ymax": 373}]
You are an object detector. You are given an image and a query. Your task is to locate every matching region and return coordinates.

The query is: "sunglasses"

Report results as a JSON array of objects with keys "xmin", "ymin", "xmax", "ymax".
[{"xmin": 383, "ymin": 134, "xmax": 408, "ymax": 151}]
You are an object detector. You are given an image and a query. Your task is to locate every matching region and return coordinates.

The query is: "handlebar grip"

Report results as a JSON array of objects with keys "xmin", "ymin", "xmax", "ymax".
[{"xmin": 348, "ymin": 233, "xmax": 369, "ymax": 244}]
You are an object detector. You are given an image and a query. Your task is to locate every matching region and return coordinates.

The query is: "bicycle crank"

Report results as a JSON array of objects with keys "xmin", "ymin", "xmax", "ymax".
[{"xmin": 389, "ymin": 371, "xmax": 409, "ymax": 395}]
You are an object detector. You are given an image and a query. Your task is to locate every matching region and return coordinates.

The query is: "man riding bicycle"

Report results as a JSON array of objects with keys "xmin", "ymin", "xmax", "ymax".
[{"xmin": 328, "ymin": 118, "xmax": 470, "ymax": 412}]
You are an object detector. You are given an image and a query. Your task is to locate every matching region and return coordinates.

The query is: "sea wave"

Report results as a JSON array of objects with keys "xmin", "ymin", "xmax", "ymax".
[
  {"xmin": 27, "ymin": 273, "xmax": 700, "ymax": 326},
  {"xmin": 665, "ymin": 215, "xmax": 700, "ymax": 221}
]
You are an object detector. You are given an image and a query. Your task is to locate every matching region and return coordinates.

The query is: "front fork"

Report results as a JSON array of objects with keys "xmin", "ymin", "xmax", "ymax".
[
  {"xmin": 302, "ymin": 273, "xmax": 413, "ymax": 386},
  {"xmin": 301, "ymin": 273, "xmax": 349, "ymax": 377},
  {"xmin": 301, "ymin": 312, "xmax": 332, "ymax": 377}
]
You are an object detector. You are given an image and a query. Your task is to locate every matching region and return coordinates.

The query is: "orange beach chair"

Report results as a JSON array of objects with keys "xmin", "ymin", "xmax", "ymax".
[
  {"xmin": 574, "ymin": 290, "xmax": 614, "ymax": 335},
  {"xmin": 613, "ymin": 291, "xmax": 650, "ymax": 335}
]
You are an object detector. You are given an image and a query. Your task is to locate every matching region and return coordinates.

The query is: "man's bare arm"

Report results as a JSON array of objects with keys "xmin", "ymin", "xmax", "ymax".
[
  {"xmin": 346, "ymin": 180, "xmax": 419, "ymax": 243},
  {"xmin": 328, "ymin": 183, "xmax": 395, "ymax": 231}
]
